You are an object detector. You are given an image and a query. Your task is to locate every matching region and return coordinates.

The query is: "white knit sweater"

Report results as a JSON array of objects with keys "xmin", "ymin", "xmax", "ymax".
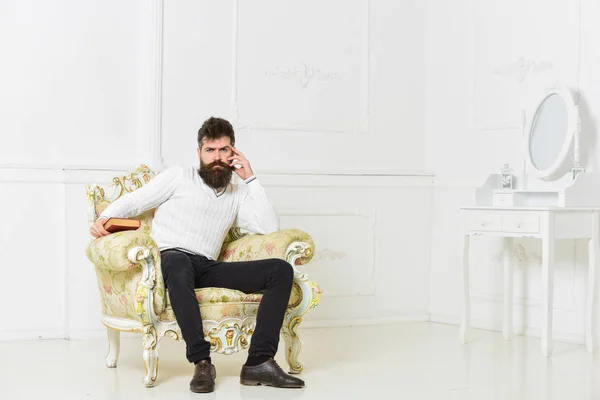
[{"xmin": 98, "ymin": 164, "xmax": 280, "ymax": 260}]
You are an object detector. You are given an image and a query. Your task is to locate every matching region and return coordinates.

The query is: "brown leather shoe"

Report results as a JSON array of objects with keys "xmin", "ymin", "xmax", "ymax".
[
  {"xmin": 190, "ymin": 359, "xmax": 216, "ymax": 393},
  {"xmin": 240, "ymin": 358, "xmax": 305, "ymax": 388}
]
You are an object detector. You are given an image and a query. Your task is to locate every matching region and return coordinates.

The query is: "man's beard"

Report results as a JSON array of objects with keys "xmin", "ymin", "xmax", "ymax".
[{"xmin": 198, "ymin": 160, "xmax": 233, "ymax": 189}]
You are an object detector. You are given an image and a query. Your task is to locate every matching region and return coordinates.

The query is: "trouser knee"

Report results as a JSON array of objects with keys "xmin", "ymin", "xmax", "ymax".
[{"xmin": 268, "ymin": 259, "xmax": 294, "ymax": 285}]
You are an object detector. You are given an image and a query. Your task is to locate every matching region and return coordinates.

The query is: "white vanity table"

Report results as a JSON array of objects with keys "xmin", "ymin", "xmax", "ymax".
[{"xmin": 460, "ymin": 80, "xmax": 600, "ymax": 357}]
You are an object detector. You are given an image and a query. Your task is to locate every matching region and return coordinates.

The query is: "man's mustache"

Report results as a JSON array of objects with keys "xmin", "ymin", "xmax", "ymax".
[{"xmin": 202, "ymin": 160, "xmax": 232, "ymax": 170}]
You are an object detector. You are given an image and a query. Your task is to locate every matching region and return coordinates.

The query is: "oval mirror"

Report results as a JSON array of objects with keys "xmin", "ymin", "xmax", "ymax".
[
  {"xmin": 525, "ymin": 82, "xmax": 578, "ymax": 180},
  {"xmin": 528, "ymin": 93, "xmax": 568, "ymax": 170}
]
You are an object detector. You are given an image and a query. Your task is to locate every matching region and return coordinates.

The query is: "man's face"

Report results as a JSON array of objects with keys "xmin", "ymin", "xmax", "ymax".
[
  {"xmin": 198, "ymin": 137, "xmax": 233, "ymax": 166},
  {"xmin": 197, "ymin": 137, "xmax": 234, "ymax": 189}
]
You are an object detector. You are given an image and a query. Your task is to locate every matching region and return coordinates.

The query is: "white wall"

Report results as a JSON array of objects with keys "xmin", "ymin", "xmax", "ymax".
[
  {"xmin": 0, "ymin": 0, "xmax": 157, "ymax": 340},
  {"xmin": 0, "ymin": 0, "xmax": 432, "ymax": 340},
  {"xmin": 426, "ymin": 0, "xmax": 600, "ymax": 344},
  {"xmin": 0, "ymin": 0, "xmax": 157, "ymax": 168}
]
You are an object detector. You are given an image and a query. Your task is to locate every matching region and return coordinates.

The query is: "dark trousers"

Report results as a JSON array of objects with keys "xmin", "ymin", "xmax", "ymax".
[{"xmin": 160, "ymin": 249, "xmax": 294, "ymax": 363}]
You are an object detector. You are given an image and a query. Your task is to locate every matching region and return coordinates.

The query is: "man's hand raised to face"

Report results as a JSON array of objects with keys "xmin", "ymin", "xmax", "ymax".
[{"xmin": 227, "ymin": 147, "xmax": 255, "ymax": 181}]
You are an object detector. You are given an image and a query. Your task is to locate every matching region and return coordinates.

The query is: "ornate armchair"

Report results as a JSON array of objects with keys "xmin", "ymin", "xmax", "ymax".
[{"xmin": 84, "ymin": 165, "xmax": 321, "ymax": 387}]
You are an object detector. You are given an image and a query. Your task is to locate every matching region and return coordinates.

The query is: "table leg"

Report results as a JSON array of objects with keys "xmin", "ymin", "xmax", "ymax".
[
  {"xmin": 587, "ymin": 211, "xmax": 599, "ymax": 352},
  {"xmin": 460, "ymin": 234, "xmax": 471, "ymax": 344},
  {"xmin": 541, "ymin": 218, "xmax": 555, "ymax": 357},
  {"xmin": 503, "ymin": 237, "xmax": 514, "ymax": 341}
]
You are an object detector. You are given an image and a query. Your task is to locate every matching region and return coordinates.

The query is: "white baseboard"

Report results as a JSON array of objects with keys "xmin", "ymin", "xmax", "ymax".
[
  {"xmin": 428, "ymin": 313, "xmax": 586, "ymax": 345},
  {"xmin": 67, "ymin": 329, "xmax": 140, "ymax": 340},
  {"xmin": 0, "ymin": 329, "xmax": 66, "ymax": 342},
  {"xmin": 302, "ymin": 314, "xmax": 430, "ymax": 329},
  {"xmin": 0, "ymin": 329, "xmax": 140, "ymax": 342},
  {"xmin": 428, "ymin": 313, "xmax": 462, "ymax": 326}
]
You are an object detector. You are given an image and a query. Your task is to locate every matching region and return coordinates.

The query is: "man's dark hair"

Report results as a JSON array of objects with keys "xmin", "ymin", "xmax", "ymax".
[{"xmin": 197, "ymin": 117, "xmax": 235, "ymax": 149}]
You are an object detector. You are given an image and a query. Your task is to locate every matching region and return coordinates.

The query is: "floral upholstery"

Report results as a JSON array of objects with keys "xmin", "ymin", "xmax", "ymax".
[
  {"xmin": 84, "ymin": 165, "xmax": 321, "ymax": 387},
  {"xmin": 160, "ymin": 303, "xmax": 261, "ymax": 324},
  {"xmin": 86, "ymin": 229, "xmax": 166, "ymax": 318},
  {"xmin": 219, "ymin": 228, "xmax": 314, "ymax": 265}
]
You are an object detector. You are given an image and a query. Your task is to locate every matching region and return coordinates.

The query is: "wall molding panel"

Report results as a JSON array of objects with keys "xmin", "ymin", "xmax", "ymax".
[
  {"xmin": 230, "ymin": 0, "xmax": 371, "ymax": 135},
  {"xmin": 468, "ymin": 0, "xmax": 581, "ymax": 132},
  {"xmin": 279, "ymin": 211, "xmax": 378, "ymax": 298}
]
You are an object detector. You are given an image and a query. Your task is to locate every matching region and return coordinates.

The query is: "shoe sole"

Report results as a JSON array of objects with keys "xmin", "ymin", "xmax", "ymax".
[
  {"xmin": 240, "ymin": 379, "xmax": 304, "ymax": 388},
  {"xmin": 190, "ymin": 386, "xmax": 215, "ymax": 393},
  {"xmin": 190, "ymin": 378, "xmax": 216, "ymax": 393}
]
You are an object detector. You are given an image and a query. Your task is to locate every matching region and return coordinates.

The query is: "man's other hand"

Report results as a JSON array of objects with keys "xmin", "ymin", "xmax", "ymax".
[{"xmin": 90, "ymin": 217, "xmax": 111, "ymax": 238}]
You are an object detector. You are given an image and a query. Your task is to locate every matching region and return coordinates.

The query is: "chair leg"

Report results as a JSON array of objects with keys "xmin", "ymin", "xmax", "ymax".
[
  {"xmin": 142, "ymin": 326, "xmax": 159, "ymax": 387},
  {"xmin": 281, "ymin": 317, "xmax": 303, "ymax": 374},
  {"xmin": 105, "ymin": 327, "xmax": 120, "ymax": 368}
]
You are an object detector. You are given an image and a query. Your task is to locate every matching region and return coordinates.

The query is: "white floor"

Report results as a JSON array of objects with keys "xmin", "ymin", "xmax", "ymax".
[{"xmin": 1, "ymin": 322, "xmax": 600, "ymax": 399}]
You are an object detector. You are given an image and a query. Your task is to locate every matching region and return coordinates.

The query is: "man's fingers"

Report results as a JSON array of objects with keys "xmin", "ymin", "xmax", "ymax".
[
  {"xmin": 90, "ymin": 220, "xmax": 110, "ymax": 238},
  {"xmin": 98, "ymin": 222, "xmax": 110, "ymax": 236},
  {"xmin": 94, "ymin": 225, "xmax": 102, "ymax": 237}
]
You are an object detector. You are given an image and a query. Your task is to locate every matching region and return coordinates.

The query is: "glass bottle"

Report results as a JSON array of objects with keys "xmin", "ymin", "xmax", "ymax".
[{"xmin": 501, "ymin": 164, "xmax": 513, "ymax": 189}]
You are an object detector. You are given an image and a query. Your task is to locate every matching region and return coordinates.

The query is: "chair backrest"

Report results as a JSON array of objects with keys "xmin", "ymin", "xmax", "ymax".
[
  {"xmin": 84, "ymin": 164, "xmax": 246, "ymax": 242},
  {"xmin": 85, "ymin": 164, "xmax": 158, "ymax": 230}
]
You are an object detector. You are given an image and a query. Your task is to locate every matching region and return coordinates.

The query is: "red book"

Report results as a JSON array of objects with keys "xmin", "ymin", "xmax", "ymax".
[{"xmin": 104, "ymin": 218, "xmax": 141, "ymax": 233}]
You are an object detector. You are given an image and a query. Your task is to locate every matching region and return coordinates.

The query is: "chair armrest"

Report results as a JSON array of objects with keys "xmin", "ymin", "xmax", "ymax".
[
  {"xmin": 218, "ymin": 228, "xmax": 315, "ymax": 267},
  {"xmin": 86, "ymin": 230, "xmax": 158, "ymax": 271},
  {"xmin": 219, "ymin": 228, "xmax": 321, "ymax": 319},
  {"xmin": 86, "ymin": 230, "xmax": 166, "ymax": 323}
]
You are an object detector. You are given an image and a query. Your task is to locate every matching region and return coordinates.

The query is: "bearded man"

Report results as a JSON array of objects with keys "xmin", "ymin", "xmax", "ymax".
[{"xmin": 90, "ymin": 117, "xmax": 304, "ymax": 393}]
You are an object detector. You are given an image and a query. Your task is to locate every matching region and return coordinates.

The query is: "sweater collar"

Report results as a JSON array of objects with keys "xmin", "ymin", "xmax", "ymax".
[{"xmin": 213, "ymin": 186, "xmax": 227, "ymax": 197}]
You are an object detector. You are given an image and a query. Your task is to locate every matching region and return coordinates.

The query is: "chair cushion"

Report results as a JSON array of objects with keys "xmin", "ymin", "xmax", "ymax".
[
  {"xmin": 165, "ymin": 287, "xmax": 264, "ymax": 308},
  {"xmin": 159, "ymin": 302, "xmax": 260, "ymax": 323},
  {"xmin": 159, "ymin": 285, "xmax": 302, "ymax": 323}
]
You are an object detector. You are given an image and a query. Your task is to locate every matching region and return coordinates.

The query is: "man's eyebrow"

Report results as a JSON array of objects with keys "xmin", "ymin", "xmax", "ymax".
[{"xmin": 204, "ymin": 145, "xmax": 229, "ymax": 150}]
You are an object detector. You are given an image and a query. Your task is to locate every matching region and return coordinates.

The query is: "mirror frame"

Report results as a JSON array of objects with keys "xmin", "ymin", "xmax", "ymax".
[{"xmin": 524, "ymin": 81, "xmax": 578, "ymax": 180}]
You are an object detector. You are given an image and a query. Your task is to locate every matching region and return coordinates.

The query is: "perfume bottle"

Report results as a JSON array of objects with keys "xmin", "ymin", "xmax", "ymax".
[{"xmin": 500, "ymin": 164, "xmax": 513, "ymax": 189}]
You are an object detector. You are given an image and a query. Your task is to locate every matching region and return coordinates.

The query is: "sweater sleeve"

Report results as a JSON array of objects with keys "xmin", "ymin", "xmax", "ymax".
[
  {"xmin": 234, "ymin": 176, "xmax": 280, "ymax": 234},
  {"xmin": 98, "ymin": 165, "xmax": 181, "ymax": 221}
]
